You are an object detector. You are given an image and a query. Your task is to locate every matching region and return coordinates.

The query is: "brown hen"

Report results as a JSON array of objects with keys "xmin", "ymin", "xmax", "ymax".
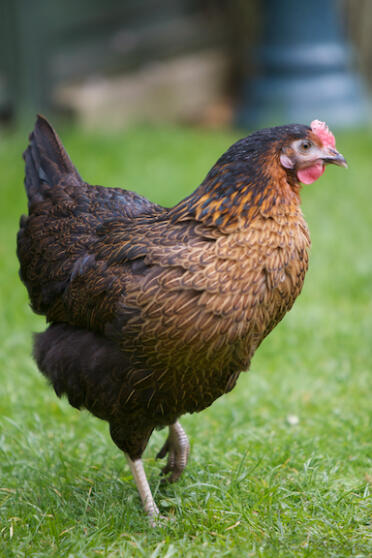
[{"xmin": 17, "ymin": 116, "xmax": 346, "ymax": 520}]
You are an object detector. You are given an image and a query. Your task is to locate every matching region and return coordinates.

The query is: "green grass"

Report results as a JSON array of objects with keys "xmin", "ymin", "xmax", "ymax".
[{"xmin": 0, "ymin": 122, "xmax": 371, "ymax": 557}]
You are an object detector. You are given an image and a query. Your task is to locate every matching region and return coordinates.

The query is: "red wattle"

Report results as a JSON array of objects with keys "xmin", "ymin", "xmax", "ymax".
[{"xmin": 297, "ymin": 162, "xmax": 325, "ymax": 184}]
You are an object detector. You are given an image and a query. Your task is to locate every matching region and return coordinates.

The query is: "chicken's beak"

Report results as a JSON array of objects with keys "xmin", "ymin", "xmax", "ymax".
[{"xmin": 321, "ymin": 148, "xmax": 348, "ymax": 168}]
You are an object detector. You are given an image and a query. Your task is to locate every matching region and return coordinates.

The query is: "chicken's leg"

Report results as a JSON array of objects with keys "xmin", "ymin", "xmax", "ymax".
[
  {"xmin": 156, "ymin": 421, "xmax": 190, "ymax": 483},
  {"xmin": 126, "ymin": 456, "xmax": 159, "ymax": 521}
]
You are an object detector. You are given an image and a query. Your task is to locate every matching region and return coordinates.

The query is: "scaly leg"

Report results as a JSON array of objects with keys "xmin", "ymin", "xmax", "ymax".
[
  {"xmin": 156, "ymin": 421, "xmax": 190, "ymax": 483},
  {"xmin": 126, "ymin": 456, "xmax": 159, "ymax": 521}
]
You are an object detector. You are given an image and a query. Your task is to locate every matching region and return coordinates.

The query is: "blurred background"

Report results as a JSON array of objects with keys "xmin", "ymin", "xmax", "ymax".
[{"xmin": 0, "ymin": 0, "xmax": 370, "ymax": 130}]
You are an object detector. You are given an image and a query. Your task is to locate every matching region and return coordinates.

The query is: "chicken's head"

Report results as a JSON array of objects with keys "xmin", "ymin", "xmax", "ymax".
[{"xmin": 280, "ymin": 120, "xmax": 347, "ymax": 184}]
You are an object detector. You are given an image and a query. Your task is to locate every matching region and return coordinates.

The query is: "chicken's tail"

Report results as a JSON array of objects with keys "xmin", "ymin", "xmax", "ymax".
[{"xmin": 23, "ymin": 114, "xmax": 82, "ymax": 206}]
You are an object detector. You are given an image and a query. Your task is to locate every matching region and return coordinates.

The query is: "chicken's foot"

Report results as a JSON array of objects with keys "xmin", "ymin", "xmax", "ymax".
[
  {"xmin": 156, "ymin": 421, "xmax": 190, "ymax": 483},
  {"xmin": 126, "ymin": 456, "xmax": 159, "ymax": 523}
]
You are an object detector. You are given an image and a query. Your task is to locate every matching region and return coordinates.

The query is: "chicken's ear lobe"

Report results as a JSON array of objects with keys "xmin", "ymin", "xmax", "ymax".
[{"xmin": 280, "ymin": 154, "xmax": 295, "ymax": 169}]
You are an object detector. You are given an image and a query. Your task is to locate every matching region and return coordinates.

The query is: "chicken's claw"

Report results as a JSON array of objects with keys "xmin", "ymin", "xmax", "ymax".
[{"xmin": 156, "ymin": 421, "xmax": 190, "ymax": 483}]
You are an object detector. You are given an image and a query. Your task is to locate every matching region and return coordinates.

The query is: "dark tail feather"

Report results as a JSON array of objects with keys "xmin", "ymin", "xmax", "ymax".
[{"xmin": 23, "ymin": 114, "xmax": 82, "ymax": 204}]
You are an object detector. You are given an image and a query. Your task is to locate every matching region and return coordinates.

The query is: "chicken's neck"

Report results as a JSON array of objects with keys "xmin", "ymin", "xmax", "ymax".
[{"xmin": 170, "ymin": 158, "xmax": 301, "ymax": 233}]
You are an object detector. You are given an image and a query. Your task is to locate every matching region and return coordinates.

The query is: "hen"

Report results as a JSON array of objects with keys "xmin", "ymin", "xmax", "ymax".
[{"xmin": 17, "ymin": 116, "xmax": 346, "ymax": 520}]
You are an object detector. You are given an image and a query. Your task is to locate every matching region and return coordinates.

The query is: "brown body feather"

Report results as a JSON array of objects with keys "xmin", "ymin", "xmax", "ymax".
[{"xmin": 18, "ymin": 117, "xmax": 312, "ymax": 459}]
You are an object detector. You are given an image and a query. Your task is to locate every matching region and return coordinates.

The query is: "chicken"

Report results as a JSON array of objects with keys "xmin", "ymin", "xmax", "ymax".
[{"xmin": 17, "ymin": 116, "xmax": 346, "ymax": 521}]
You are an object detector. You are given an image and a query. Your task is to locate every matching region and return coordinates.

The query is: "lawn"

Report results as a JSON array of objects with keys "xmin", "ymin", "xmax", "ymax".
[{"xmin": 0, "ymin": 121, "xmax": 371, "ymax": 557}]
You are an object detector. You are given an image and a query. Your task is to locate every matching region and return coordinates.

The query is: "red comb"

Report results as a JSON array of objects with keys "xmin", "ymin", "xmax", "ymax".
[{"xmin": 310, "ymin": 120, "xmax": 335, "ymax": 148}]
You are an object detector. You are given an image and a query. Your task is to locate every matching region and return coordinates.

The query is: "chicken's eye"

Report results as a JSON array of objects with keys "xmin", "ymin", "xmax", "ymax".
[{"xmin": 300, "ymin": 140, "xmax": 312, "ymax": 151}]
